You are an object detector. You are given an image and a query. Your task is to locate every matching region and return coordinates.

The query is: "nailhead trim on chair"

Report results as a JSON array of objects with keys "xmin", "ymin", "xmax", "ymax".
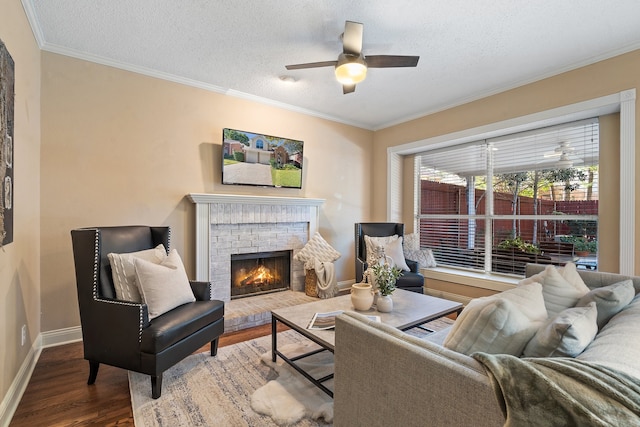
[{"xmin": 90, "ymin": 228, "xmax": 146, "ymax": 342}]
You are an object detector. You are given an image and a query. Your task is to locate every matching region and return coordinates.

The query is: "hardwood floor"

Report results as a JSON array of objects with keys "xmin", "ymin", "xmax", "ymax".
[{"xmin": 9, "ymin": 323, "xmax": 284, "ymax": 426}]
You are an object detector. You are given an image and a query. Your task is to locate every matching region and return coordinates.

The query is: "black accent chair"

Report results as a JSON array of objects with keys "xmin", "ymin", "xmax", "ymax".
[
  {"xmin": 355, "ymin": 222, "xmax": 425, "ymax": 293},
  {"xmin": 70, "ymin": 225, "xmax": 225, "ymax": 399}
]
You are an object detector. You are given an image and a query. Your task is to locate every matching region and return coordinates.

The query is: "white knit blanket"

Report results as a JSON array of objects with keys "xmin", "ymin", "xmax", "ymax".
[{"xmin": 313, "ymin": 260, "xmax": 338, "ymax": 299}]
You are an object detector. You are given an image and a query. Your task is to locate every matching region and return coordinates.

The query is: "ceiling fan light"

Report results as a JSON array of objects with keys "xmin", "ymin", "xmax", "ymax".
[{"xmin": 335, "ymin": 54, "xmax": 367, "ymax": 84}]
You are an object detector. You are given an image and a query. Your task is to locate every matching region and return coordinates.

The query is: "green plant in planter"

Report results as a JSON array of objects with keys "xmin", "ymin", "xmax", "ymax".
[
  {"xmin": 369, "ymin": 262, "xmax": 403, "ymax": 296},
  {"xmin": 497, "ymin": 236, "xmax": 541, "ymax": 254},
  {"xmin": 559, "ymin": 235, "xmax": 597, "ymax": 253}
]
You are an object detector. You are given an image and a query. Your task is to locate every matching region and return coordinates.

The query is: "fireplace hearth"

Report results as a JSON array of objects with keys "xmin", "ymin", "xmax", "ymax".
[{"xmin": 231, "ymin": 250, "xmax": 291, "ymax": 298}]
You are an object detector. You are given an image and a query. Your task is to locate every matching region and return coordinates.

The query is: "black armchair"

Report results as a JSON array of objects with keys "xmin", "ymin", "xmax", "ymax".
[
  {"xmin": 355, "ymin": 222, "xmax": 424, "ymax": 293},
  {"xmin": 70, "ymin": 225, "xmax": 225, "ymax": 399}
]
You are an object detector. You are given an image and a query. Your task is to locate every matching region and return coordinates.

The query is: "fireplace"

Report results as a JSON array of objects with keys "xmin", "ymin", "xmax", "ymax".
[
  {"xmin": 230, "ymin": 250, "xmax": 291, "ymax": 298},
  {"xmin": 188, "ymin": 193, "xmax": 325, "ymax": 302}
]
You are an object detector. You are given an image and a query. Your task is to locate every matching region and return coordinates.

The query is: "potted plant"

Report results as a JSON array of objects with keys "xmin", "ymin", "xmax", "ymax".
[
  {"xmin": 369, "ymin": 262, "xmax": 403, "ymax": 312},
  {"xmin": 497, "ymin": 236, "xmax": 541, "ymax": 254},
  {"xmin": 559, "ymin": 235, "xmax": 597, "ymax": 257}
]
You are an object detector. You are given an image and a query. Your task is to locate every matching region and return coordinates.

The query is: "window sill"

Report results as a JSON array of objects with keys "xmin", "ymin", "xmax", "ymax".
[{"xmin": 421, "ymin": 267, "xmax": 519, "ymax": 292}]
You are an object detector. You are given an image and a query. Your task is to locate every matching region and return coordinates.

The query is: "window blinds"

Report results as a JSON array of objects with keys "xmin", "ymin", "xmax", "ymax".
[{"xmin": 417, "ymin": 118, "xmax": 599, "ymax": 274}]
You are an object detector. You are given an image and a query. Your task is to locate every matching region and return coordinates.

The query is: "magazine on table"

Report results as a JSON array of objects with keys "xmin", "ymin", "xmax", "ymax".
[{"xmin": 307, "ymin": 310, "xmax": 381, "ymax": 330}]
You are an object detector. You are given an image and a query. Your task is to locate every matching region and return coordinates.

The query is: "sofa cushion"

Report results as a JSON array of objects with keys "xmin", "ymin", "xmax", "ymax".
[
  {"xmin": 140, "ymin": 299, "xmax": 225, "ymax": 353},
  {"xmin": 577, "ymin": 294, "xmax": 640, "ymax": 380},
  {"xmin": 519, "ymin": 264, "xmax": 589, "ymax": 317},
  {"xmin": 523, "ymin": 302, "xmax": 598, "ymax": 357},
  {"xmin": 575, "ymin": 279, "xmax": 635, "ymax": 330},
  {"xmin": 443, "ymin": 283, "xmax": 547, "ymax": 356},
  {"xmin": 558, "ymin": 262, "xmax": 589, "ymax": 291},
  {"xmin": 134, "ymin": 249, "xmax": 196, "ymax": 320},
  {"xmin": 108, "ymin": 244, "xmax": 167, "ymax": 302}
]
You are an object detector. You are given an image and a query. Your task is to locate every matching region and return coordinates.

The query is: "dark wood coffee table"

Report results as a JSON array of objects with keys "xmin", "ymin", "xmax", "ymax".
[{"xmin": 271, "ymin": 289, "xmax": 462, "ymax": 397}]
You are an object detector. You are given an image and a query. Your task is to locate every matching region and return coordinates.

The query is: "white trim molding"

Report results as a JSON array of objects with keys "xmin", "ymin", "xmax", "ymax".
[
  {"xmin": 41, "ymin": 326, "xmax": 83, "ymax": 348},
  {"xmin": 386, "ymin": 150, "xmax": 403, "ymax": 222},
  {"xmin": 619, "ymin": 89, "xmax": 636, "ymax": 275},
  {"xmin": 187, "ymin": 193, "xmax": 325, "ymax": 207},
  {"xmin": 0, "ymin": 337, "xmax": 41, "ymax": 426},
  {"xmin": 1, "ymin": 326, "xmax": 83, "ymax": 425}
]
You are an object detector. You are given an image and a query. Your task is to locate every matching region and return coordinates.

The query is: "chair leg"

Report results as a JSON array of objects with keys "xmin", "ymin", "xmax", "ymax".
[
  {"xmin": 87, "ymin": 361, "xmax": 100, "ymax": 385},
  {"xmin": 151, "ymin": 374, "xmax": 163, "ymax": 399},
  {"xmin": 211, "ymin": 338, "xmax": 219, "ymax": 356}
]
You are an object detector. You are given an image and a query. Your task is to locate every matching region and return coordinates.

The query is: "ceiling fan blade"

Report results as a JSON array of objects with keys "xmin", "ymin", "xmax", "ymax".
[
  {"xmin": 285, "ymin": 60, "xmax": 337, "ymax": 70},
  {"xmin": 343, "ymin": 21, "xmax": 363, "ymax": 55},
  {"xmin": 365, "ymin": 55, "xmax": 420, "ymax": 68},
  {"xmin": 343, "ymin": 84, "xmax": 356, "ymax": 94}
]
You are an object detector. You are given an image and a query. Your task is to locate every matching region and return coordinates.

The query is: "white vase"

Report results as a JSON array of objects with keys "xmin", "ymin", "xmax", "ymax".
[
  {"xmin": 351, "ymin": 283, "xmax": 374, "ymax": 311},
  {"xmin": 377, "ymin": 294, "xmax": 393, "ymax": 312}
]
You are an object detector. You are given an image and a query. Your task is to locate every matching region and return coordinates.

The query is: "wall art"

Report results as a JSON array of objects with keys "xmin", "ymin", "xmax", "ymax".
[{"xmin": 0, "ymin": 38, "xmax": 14, "ymax": 247}]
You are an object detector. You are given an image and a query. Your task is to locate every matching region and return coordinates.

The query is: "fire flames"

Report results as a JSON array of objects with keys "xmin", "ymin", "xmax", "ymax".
[{"xmin": 235, "ymin": 264, "xmax": 279, "ymax": 287}]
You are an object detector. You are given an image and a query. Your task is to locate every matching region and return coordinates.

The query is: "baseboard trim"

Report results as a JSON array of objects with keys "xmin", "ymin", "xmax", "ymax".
[
  {"xmin": 0, "ymin": 336, "xmax": 42, "ymax": 427},
  {"xmin": 41, "ymin": 326, "xmax": 83, "ymax": 348},
  {"xmin": 1, "ymin": 326, "xmax": 83, "ymax": 425}
]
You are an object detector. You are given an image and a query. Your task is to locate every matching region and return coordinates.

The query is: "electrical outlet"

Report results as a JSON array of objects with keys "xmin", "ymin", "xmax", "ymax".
[{"xmin": 21, "ymin": 325, "xmax": 27, "ymax": 346}]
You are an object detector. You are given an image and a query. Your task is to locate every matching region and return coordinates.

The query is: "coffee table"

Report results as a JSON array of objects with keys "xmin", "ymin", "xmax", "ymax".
[{"xmin": 271, "ymin": 289, "xmax": 463, "ymax": 397}]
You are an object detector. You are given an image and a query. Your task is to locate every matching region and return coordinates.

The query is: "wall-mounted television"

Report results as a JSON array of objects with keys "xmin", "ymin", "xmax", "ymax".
[{"xmin": 222, "ymin": 128, "xmax": 303, "ymax": 189}]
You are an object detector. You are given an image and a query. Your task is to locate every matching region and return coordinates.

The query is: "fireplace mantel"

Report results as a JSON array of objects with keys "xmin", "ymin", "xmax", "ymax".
[
  {"xmin": 188, "ymin": 193, "xmax": 325, "ymax": 207},
  {"xmin": 187, "ymin": 193, "xmax": 325, "ymax": 295}
]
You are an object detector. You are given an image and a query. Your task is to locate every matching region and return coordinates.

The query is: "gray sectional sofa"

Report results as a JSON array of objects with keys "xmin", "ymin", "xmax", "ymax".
[{"xmin": 333, "ymin": 264, "xmax": 640, "ymax": 426}]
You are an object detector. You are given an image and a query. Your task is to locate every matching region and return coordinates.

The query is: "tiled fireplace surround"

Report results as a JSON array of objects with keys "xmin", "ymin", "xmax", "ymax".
[{"xmin": 188, "ymin": 193, "xmax": 325, "ymax": 331}]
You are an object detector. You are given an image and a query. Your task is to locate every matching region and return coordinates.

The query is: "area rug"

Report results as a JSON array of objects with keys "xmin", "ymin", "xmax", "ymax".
[
  {"xmin": 130, "ymin": 330, "xmax": 331, "ymax": 427},
  {"xmin": 251, "ymin": 341, "xmax": 334, "ymax": 425},
  {"xmin": 250, "ymin": 316, "xmax": 453, "ymax": 426},
  {"xmin": 130, "ymin": 317, "xmax": 453, "ymax": 426}
]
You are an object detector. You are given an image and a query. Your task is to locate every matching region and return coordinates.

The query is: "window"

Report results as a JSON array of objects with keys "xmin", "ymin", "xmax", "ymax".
[{"xmin": 417, "ymin": 118, "xmax": 599, "ymax": 276}]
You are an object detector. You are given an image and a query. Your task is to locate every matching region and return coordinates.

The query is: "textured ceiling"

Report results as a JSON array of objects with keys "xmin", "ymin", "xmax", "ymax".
[{"xmin": 23, "ymin": 0, "xmax": 640, "ymax": 130}]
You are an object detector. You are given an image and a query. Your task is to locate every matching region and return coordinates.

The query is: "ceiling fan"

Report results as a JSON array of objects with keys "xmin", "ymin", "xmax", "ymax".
[
  {"xmin": 542, "ymin": 141, "xmax": 583, "ymax": 168},
  {"xmin": 285, "ymin": 20, "xmax": 420, "ymax": 94}
]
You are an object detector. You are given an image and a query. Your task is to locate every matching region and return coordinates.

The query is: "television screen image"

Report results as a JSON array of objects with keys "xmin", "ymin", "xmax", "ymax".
[{"xmin": 222, "ymin": 128, "xmax": 303, "ymax": 189}]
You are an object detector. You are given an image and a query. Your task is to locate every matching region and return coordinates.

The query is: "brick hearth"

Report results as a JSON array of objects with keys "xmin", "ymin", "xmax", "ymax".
[{"xmin": 224, "ymin": 290, "xmax": 318, "ymax": 332}]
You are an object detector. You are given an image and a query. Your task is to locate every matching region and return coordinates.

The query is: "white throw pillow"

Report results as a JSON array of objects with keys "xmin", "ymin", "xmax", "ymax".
[
  {"xmin": 134, "ymin": 249, "xmax": 196, "ymax": 320},
  {"xmin": 381, "ymin": 236, "xmax": 411, "ymax": 271},
  {"xmin": 443, "ymin": 283, "xmax": 547, "ymax": 356},
  {"xmin": 293, "ymin": 232, "xmax": 341, "ymax": 268},
  {"xmin": 518, "ymin": 264, "xmax": 590, "ymax": 317},
  {"xmin": 364, "ymin": 234, "xmax": 410, "ymax": 271},
  {"xmin": 575, "ymin": 279, "xmax": 635, "ymax": 330},
  {"xmin": 523, "ymin": 302, "xmax": 598, "ymax": 357},
  {"xmin": 364, "ymin": 234, "xmax": 397, "ymax": 265},
  {"xmin": 108, "ymin": 244, "xmax": 167, "ymax": 302},
  {"xmin": 559, "ymin": 262, "xmax": 589, "ymax": 291}
]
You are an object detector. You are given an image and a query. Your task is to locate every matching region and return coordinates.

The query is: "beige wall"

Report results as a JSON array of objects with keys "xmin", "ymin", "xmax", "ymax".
[
  {"xmin": 40, "ymin": 52, "xmax": 373, "ymax": 331},
  {"xmin": 0, "ymin": 0, "xmax": 41, "ymax": 406},
  {"xmin": 373, "ymin": 49, "xmax": 640, "ymax": 274}
]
